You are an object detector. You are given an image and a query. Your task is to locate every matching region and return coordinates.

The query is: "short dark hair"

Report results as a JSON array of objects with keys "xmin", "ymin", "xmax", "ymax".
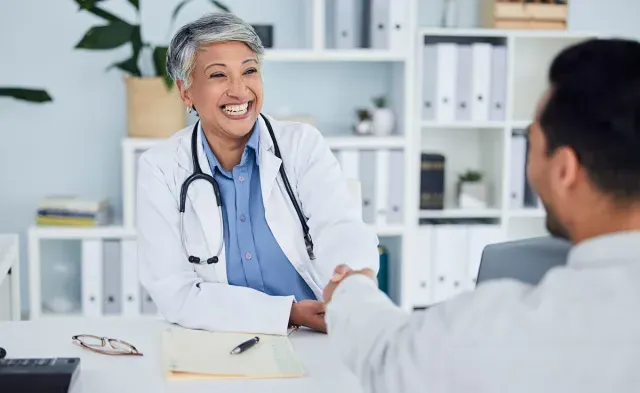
[{"xmin": 539, "ymin": 38, "xmax": 640, "ymax": 200}]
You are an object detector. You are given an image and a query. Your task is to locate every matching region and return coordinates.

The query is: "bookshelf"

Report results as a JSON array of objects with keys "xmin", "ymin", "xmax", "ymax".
[{"xmin": 409, "ymin": 27, "xmax": 598, "ymax": 307}]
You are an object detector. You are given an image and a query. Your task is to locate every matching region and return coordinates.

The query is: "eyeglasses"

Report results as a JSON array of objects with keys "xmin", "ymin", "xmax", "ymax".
[{"xmin": 72, "ymin": 334, "xmax": 143, "ymax": 356}]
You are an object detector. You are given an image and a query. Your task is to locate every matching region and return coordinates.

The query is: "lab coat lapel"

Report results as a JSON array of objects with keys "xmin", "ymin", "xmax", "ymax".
[
  {"xmin": 258, "ymin": 116, "xmax": 305, "ymax": 272},
  {"xmin": 175, "ymin": 126, "xmax": 227, "ymax": 279}
]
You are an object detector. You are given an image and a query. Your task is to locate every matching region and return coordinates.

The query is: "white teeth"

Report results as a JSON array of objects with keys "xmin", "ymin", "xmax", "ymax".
[{"xmin": 223, "ymin": 102, "xmax": 249, "ymax": 115}]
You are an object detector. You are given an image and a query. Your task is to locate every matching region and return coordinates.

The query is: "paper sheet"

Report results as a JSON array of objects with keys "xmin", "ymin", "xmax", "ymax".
[{"xmin": 161, "ymin": 326, "xmax": 306, "ymax": 380}]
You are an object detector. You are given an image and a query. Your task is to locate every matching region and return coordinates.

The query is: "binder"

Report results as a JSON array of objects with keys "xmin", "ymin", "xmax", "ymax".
[
  {"xmin": 102, "ymin": 240, "xmax": 121, "ymax": 315},
  {"xmin": 121, "ymin": 239, "xmax": 140, "ymax": 316},
  {"xmin": 419, "ymin": 153, "xmax": 445, "ymax": 210},
  {"xmin": 414, "ymin": 226, "xmax": 433, "ymax": 306},
  {"xmin": 466, "ymin": 225, "xmax": 505, "ymax": 291},
  {"xmin": 377, "ymin": 246, "xmax": 389, "ymax": 295},
  {"xmin": 432, "ymin": 225, "xmax": 468, "ymax": 303},
  {"xmin": 333, "ymin": 0, "xmax": 364, "ymax": 49},
  {"xmin": 489, "ymin": 45, "xmax": 508, "ymax": 121},
  {"xmin": 471, "ymin": 43, "xmax": 492, "ymax": 121},
  {"xmin": 422, "ymin": 43, "xmax": 438, "ymax": 120},
  {"xmin": 141, "ymin": 285, "xmax": 158, "ymax": 315},
  {"xmin": 374, "ymin": 149, "xmax": 390, "ymax": 226},
  {"xmin": 510, "ymin": 130, "xmax": 528, "ymax": 208},
  {"xmin": 455, "ymin": 44, "xmax": 473, "ymax": 122},
  {"xmin": 359, "ymin": 150, "xmax": 377, "ymax": 224},
  {"xmin": 368, "ymin": 0, "xmax": 389, "ymax": 49},
  {"xmin": 387, "ymin": 150, "xmax": 404, "ymax": 224},
  {"xmin": 388, "ymin": 0, "xmax": 409, "ymax": 52},
  {"xmin": 435, "ymin": 43, "xmax": 458, "ymax": 122},
  {"xmin": 335, "ymin": 149, "xmax": 360, "ymax": 180},
  {"xmin": 81, "ymin": 239, "xmax": 103, "ymax": 317}
]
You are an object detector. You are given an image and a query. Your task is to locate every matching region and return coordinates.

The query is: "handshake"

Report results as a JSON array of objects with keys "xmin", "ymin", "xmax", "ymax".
[{"xmin": 288, "ymin": 265, "xmax": 377, "ymax": 333}]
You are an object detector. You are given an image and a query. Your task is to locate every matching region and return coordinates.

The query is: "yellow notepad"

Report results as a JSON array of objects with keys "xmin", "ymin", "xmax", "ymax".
[{"xmin": 161, "ymin": 326, "xmax": 306, "ymax": 380}]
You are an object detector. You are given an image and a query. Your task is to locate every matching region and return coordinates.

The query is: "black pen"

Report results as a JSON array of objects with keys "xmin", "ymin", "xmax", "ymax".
[{"xmin": 230, "ymin": 336, "xmax": 260, "ymax": 355}]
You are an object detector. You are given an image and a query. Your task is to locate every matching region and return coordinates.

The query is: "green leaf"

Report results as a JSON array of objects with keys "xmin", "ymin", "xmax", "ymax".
[
  {"xmin": 75, "ymin": 21, "xmax": 133, "ymax": 50},
  {"xmin": 108, "ymin": 56, "xmax": 141, "ymax": 76},
  {"xmin": 0, "ymin": 88, "xmax": 52, "ymax": 103},
  {"xmin": 127, "ymin": 0, "xmax": 139, "ymax": 10},
  {"xmin": 74, "ymin": 0, "xmax": 125, "ymax": 23},
  {"xmin": 153, "ymin": 46, "xmax": 174, "ymax": 90},
  {"xmin": 209, "ymin": 0, "xmax": 231, "ymax": 12},
  {"xmin": 130, "ymin": 25, "xmax": 142, "ymax": 56},
  {"xmin": 170, "ymin": 0, "xmax": 194, "ymax": 25},
  {"xmin": 74, "ymin": 0, "xmax": 106, "ymax": 10}
]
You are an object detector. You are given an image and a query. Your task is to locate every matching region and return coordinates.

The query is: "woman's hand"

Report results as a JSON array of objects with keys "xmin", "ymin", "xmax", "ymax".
[{"xmin": 289, "ymin": 300, "xmax": 327, "ymax": 333}]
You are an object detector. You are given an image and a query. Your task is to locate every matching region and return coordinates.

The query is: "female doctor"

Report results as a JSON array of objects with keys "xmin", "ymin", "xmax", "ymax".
[{"xmin": 136, "ymin": 12, "xmax": 379, "ymax": 336}]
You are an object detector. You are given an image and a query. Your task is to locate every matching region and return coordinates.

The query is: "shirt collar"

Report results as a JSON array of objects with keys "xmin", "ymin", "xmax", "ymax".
[
  {"xmin": 567, "ymin": 230, "xmax": 640, "ymax": 267},
  {"xmin": 200, "ymin": 120, "xmax": 261, "ymax": 175}
]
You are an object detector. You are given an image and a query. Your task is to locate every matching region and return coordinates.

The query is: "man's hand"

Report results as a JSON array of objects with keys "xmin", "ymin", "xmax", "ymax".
[
  {"xmin": 289, "ymin": 300, "xmax": 327, "ymax": 333},
  {"xmin": 323, "ymin": 264, "xmax": 377, "ymax": 304}
]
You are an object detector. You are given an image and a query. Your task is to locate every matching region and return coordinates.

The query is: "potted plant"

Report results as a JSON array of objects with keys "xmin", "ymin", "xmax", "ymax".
[
  {"xmin": 353, "ymin": 108, "xmax": 373, "ymax": 135},
  {"xmin": 371, "ymin": 95, "xmax": 395, "ymax": 136},
  {"xmin": 0, "ymin": 87, "xmax": 52, "ymax": 103},
  {"xmin": 456, "ymin": 169, "xmax": 489, "ymax": 208},
  {"xmin": 72, "ymin": 0, "xmax": 229, "ymax": 138}
]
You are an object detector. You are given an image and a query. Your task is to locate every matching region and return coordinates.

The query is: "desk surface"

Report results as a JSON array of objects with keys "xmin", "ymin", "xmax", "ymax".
[{"xmin": 0, "ymin": 317, "xmax": 363, "ymax": 393}]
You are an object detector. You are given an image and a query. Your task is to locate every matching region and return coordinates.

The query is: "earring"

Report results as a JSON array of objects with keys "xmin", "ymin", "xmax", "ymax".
[{"xmin": 187, "ymin": 106, "xmax": 192, "ymax": 114}]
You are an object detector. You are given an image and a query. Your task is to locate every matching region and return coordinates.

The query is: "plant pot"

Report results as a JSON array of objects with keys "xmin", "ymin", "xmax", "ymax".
[
  {"xmin": 354, "ymin": 119, "xmax": 373, "ymax": 135},
  {"xmin": 126, "ymin": 76, "xmax": 186, "ymax": 138},
  {"xmin": 457, "ymin": 181, "xmax": 489, "ymax": 208},
  {"xmin": 372, "ymin": 107, "xmax": 395, "ymax": 136}
]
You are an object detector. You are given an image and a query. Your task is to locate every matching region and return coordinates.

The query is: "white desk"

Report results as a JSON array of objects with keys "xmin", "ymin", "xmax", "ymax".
[
  {"xmin": 0, "ymin": 234, "xmax": 20, "ymax": 320},
  {"xmin": 0, "ymin": 317, "xmax": 364, "ymax": 393}
]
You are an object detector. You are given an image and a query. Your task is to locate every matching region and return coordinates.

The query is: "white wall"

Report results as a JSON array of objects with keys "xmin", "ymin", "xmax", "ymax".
[{"xmin": 2, "ymin": 0, "xmax": 640, "ymax": 316}]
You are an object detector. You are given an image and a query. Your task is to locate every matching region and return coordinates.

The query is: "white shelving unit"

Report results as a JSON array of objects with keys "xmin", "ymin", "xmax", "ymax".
[
  {"xmin": 25, "ymin": 1, "xmax": 600, "ymax": 317},
  {"xmin": 408, "ymin": 27, "xmax": 598, "ymax": 308}
]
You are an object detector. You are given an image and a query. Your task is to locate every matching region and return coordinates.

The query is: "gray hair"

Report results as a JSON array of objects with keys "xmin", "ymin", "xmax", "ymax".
[{"xmin": 166, "ymin": 12, "xmax": 265, "ymax": 89}]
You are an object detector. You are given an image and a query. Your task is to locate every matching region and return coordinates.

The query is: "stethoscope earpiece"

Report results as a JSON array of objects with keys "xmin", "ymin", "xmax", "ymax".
[
  {"xmin": 188, "ymin": 256, "xmax": 200, "ymax": 263},
  {"xmin": 207, "ymin": 257, "xmax": 218, "ymax": 264}
]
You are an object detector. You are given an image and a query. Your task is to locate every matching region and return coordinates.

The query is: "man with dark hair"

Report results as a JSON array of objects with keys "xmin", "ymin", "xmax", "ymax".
[{"xmin": 323, "ymin": 38, "xmax": 640, "ymax": 393}]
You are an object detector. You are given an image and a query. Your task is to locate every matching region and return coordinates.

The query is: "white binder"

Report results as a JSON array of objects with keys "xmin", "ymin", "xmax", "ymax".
[
  {"xmin": 455, "ymin": 44, "xmax": 473, "ymax": 122},
  {"xmin": 368, "ymin": 0, "xmax": 389, "ymax": 49},
  {"xmin": 489, "ymin": 45, "xmax": 508, "ymax": 121},
  {"xmin": 432, "ymin": 225, "xmax": 468, "ymax": 303},
  {"xmin": 414, "ymin": 226, "xmax": 434, "ymax": 306},
  {"xmin": 422, "ymin": 43, "xmax": 438, "ymax": 120},
  {"xmin": 336, "ymin": 149, "xmax": 360, "ymax": 180},
  {"xmin": 471, "ymin": 43, "xmax": 492, "ymax": 121},
  {"xmin": 102, "ymin": 240, "xmax": 121, "ymax": 315},
  {"xmin": 374, "ymin": 149, "xmax": 390, "ymax": 226},
  {"xmin": 359, "ymin": 150, "xmax": 377, "ymax": 224},
  {"xmin": 466, "ymin": 225, "xmax": 505, "ymax": 291},
  {"xmin": 141, "ymin": 286, "xmax": 158, "ymax": 315},
  {"xmin": 435, "ymin": 43, "xmax": 458, "ymax": 122},
  {"xmin": 510, "ymin": 130, "xmax": 528, "ymax": 208},
  {"xmin": 387, "ymin": 150, "xmax": 404, "ymax": 224},
  {"xmin": 388, "ymin": 0, "xmax": 409, "ymax": 52},
  {"xmin": 333, "ymin": 0, "xmax": 364, "ymax": 49},
  {"xmin": 81, "ymin": 239, "xmax": 103, "ymax": 317},
  {"xmin": 120, "ymin": 239, "xmax": 140, "ymax": 316}
]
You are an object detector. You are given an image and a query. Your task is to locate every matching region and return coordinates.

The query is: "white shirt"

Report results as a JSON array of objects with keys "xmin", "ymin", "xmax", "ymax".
[{"xmin": 326, "ymin": 231, "xmax": 640, "ymax": 393}]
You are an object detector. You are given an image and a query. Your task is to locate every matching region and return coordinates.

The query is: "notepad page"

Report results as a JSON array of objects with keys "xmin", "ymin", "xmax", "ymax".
[{"xmin": 162, "ymin": 327, "xmax": 305, "ymax": 378}]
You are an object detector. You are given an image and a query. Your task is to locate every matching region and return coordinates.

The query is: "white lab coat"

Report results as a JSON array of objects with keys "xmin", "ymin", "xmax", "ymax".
[
  {"xmin": 326, "ymin": 231, "xmax": 640, "ymax": 393},
  {"xmin": 136, "ymin": 114, "xmax": 379, "ymax": 336}
]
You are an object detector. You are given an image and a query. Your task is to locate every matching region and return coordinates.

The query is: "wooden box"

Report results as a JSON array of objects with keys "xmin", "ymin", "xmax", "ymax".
[{"xmin": 480, "ymin": 0, "xmax": 568, "ymax": 30}]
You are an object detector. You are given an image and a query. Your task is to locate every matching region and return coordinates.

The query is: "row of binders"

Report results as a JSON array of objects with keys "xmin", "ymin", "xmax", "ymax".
[
  {"xmin": 328, "ymin": 0, "xmax": 409, "ymax": 51},
  {"xmin": 413, "ymin": 224, "xmax": 506, "ymax": 306},
  {"xmin": 333, "ymin": 149, "xmax": 404, "ymax": 226},
  {"xmin": 510, "ymin": 129, "xmax": 540, "ymax": 209},
  {"xmin": 422, "ymin": 41, "xmax": 508, "ymax": 122}
]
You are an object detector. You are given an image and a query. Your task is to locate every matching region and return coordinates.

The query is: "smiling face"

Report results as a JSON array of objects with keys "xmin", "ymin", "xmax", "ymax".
[{"xmin": 178, "ymin": 41, "xmax": 263, "ymax": 139}]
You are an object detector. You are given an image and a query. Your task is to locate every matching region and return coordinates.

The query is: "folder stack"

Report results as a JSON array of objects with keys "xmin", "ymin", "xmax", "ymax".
[{"xmin": 36, "ymin": 196, "xmax": 110, "ymax": 226}]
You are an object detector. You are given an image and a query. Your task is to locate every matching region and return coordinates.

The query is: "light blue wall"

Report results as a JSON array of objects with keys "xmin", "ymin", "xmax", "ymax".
[{"xmin": 1, "ymin": 0, "xmax": 639, "ymax": 316}]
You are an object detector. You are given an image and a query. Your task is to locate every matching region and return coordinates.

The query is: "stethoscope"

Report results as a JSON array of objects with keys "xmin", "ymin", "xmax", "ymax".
[{"xmin": 179, "ymin": 113, "xmax": 315, "ymax": 265}]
